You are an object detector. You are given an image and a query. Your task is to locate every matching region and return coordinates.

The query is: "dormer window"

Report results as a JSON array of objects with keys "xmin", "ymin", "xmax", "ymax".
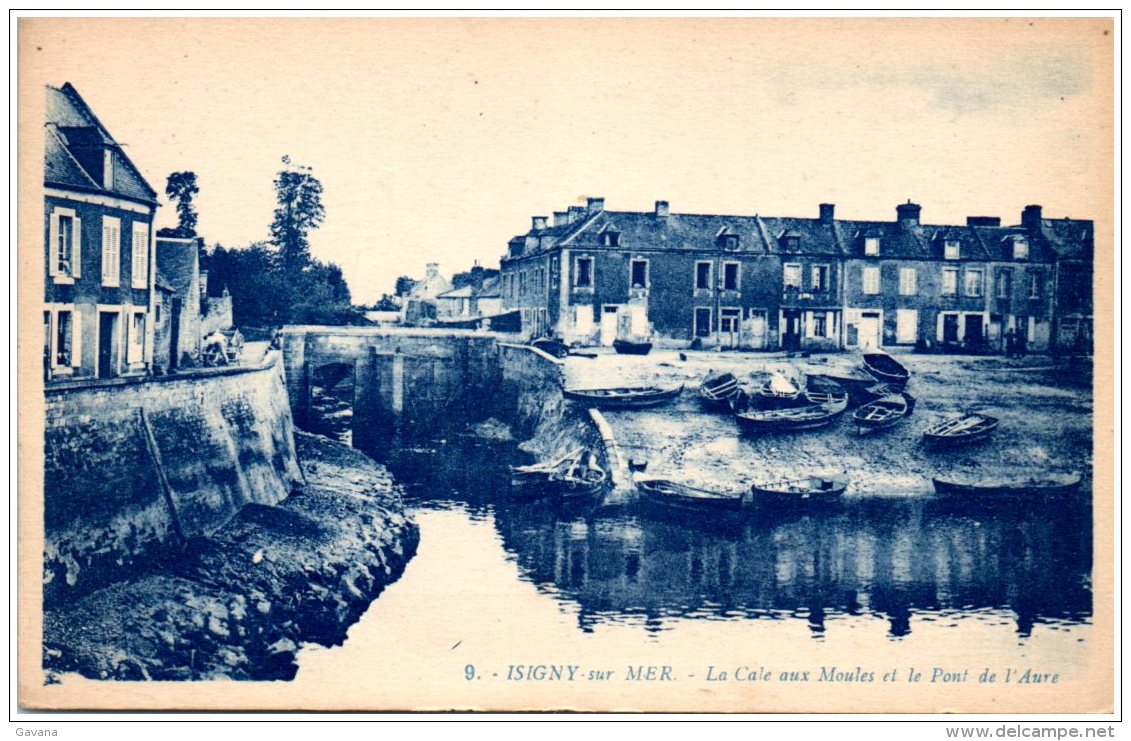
[
  {"xmin": 864, "ymin": 237, "xmax": 880, "ymax": 256},
  {"xmin": 1013, "ymin": 238, "xmax": 1029, "ymax": 260},
  {"xmin": 778, "ymin": 230, "xmax": 800, "ymax": 253},
  {"xmin": 944, "ymin": 240, "xmax": 960, "ymax": 260},
  {"xmin": 599, "ymin": 225, "xmax": 620, "ymax": 247},
  {"xmin": 716, "ymin": 227, "xmax": 739, "ymax": 250}
]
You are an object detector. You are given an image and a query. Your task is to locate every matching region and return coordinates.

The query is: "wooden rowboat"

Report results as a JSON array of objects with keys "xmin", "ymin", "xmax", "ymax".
[
  {"xmin": 563, "ymin": 385, "xmax": 683, "ymax": 409},
  {"xmin": 735, "ymin": 396, "xmax": 848, "ymax": 433},
  {"xmin": 862, "ymin": 353, "xmax": 911, "ymax": 386},
  {"xmin": 750, "ymin": 476, "xmax": 848, "ymax": 507},
  {"xmin": 635, "ymin": 478, "xmax": 746, "ymax": 512},
  {"xmin": 932, "ymin": 473, "xmax": 1083, "ymax": 500},
  {"xmin": 923, "ymin": 413, "xmax": 999, "ymax": 446},
  {"xmin": 853, "ymin": 393, "xmax": 916, "ymax": 433},
  {"xmin": 510, "ymin": 448, "xmax": 582, "ymax": 488},
  {"xmin": 699, "ymin": 372, "xmax": 742, "ymax": 410},
  {"xmin": 613, "ymin": 338, "xmax": 653, "ymax": 356},
  {"xmin": 803, "ymin": 375, "xmax": 849, "ymax": 406},
  {"xmin": 531, "ymin": 338, "xmax": 570, "ymax": 359},
  {"xmin": 511, "ymin": 449, "xmax": 607, "ymax": 498}
]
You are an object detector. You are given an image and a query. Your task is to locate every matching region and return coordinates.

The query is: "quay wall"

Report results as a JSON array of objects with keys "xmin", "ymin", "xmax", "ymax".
[{"xmin": 43, "ymin": 353, "xmax": 303, "ymax": 607}]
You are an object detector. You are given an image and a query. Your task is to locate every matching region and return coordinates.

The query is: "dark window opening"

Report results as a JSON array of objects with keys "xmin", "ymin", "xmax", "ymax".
[
  {"xmin": 723, "ymin": 263, "xmax": 739, "ymax": 291},
  {"xmin": 575, "ymin": 258, "xmax": 592, "ymax": 288},
  {"xmin": 630, "ymin": 260, "xmax": 647, "ymax": 288},
  {"xmin": 696, "ymin": 262, "xmax": 711, "ymax": 290}
]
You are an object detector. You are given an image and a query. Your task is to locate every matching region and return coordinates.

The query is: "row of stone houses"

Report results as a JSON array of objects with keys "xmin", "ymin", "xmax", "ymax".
[
  {"xmin": 499, "ymin": 197, "xmax": 1094, "ymax": 353},
  {"xmin": 44, "ymin": 83, "xmax": 226, "ymax": 382}
]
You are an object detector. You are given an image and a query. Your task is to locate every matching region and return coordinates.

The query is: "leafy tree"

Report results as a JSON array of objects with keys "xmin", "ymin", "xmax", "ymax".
[
  {"xmin": 162, "ymin": 171, "xmax": 199, "ymax": 237},
  {"xmin": 372, "ymin": 294, "xmax": 401, "ymax": 311},
  {"xmin": 270, "ymin": 156, "xmax": 325, "ymax": 277},
  {"xmin": 394, "ymin": 275, "xmax": 416, "ymax": 297}
]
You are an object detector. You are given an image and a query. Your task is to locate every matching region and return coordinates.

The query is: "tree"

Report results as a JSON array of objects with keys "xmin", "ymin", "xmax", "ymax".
[
  {"xmin": 270, "ymin": 156, "xmax": 325, "ymax": 276},
  {"xmin": 394, "ymin": 275, "xmax": 416, "ymax": 297},
  {"xmin": 163, "ymin": 171, "xmax": 199, "ymax": 237}
]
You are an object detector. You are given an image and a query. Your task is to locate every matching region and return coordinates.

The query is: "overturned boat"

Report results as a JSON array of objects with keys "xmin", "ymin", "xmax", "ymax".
[{"xmin": 612, "ymin": 338, "xmax": 653, "ymax": 356}]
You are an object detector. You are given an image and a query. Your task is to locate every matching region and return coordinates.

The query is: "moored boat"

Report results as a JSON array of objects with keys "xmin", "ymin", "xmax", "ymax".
[
  {"xmin": 563, "ymin": 385, "xmax": 683, "ymax": 409},
  {"xmin": 635, "ymin": 478, "xmax": 746, "ymax": 512},
  {"xmin": 699, "ymin": 372, "xmax": 742, "ymax": 410},
  {"xmin": 531, "ymin": 337, "xmax": 570, "ymax": 359},
  {"xmin": 862, "ymin": 353, "xmax": 911, "ymax": 386},
  {"xmin": 932, "ymin": 472, "xmax": 1083, "ymax": 500},
  {"xmin": 613, "ymin": 338, "xmax": 653, "ymax": 355},
  {"xmin": 922, "ymin": 413, "xmax": 999, "ymax": 447},
  {"xmin": 749, "ymin": 476, "xmax": 848, "ymax": 507},
  {"xmin": 510, "ymin": 448, "xmax": 582, "ymax": 488},
  {"xmin": 853, "ymin": 393, "xmax": 916, "ymax": 433},
  {"xmin": 510, "ymin": 450, "xmax": 607, "ymax": 498},
  {"xmin": 735, "ymin": 396, "xmax": 848, "ymax": 433}
]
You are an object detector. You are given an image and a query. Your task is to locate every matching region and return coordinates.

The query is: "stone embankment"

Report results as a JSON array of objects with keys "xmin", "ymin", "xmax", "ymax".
[{"xmin": 43, "ymin": 432, "xmax": 417, "ymax": 681}]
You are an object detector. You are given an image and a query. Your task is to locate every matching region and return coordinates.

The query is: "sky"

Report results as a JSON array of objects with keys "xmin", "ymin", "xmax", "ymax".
[{"xmin": 22, "ymin": 16, "xmax": 1113, "ymax": 305}]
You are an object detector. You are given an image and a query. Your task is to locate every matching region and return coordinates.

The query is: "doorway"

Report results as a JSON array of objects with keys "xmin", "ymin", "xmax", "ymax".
[
  {"xmin": 964, "ymin": 314, "xmax": 984, "ymax": 345},
  {"xmin": 98, "ymin": 311, "xmax": 119, "ymax": 379},
  {"xmin": 600, "ymin": 305, "xmax": 619, "ymax": 346},
  {"xmin": 858, "ymin": 311, "xmax": 881, "ymax": 350},
  {"xmin": 782, "ymin": 310, "xmax": 802, "ymax": 351},
  {"xmin": 720, "ymin": 308, "xmax": 741, "ymax": 349},
  {"xmin": 942, "ymin": 314, "xmax": 960, "ymax": 344},
  {"xmin": 169, "ymin": 298, "xmax": 182, "ymax": 371}
]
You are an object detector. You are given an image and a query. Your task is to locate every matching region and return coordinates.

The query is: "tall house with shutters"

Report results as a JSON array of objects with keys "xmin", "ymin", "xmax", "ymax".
[{"xmin": 44, "ymin": 83, "xmax": 159, "ymax": 381}]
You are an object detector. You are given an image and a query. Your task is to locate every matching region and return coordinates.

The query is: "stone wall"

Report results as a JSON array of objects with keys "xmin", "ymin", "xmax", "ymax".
[{"xmin": 43, "ymin": 352, "xmax": 302, "ymax": 607}]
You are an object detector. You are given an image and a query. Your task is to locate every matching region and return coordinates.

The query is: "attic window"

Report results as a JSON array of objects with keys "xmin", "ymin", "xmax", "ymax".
[
  {"xmin": 779, "ymin": 233, "xmax": 800, "ymax": 252},
  {"xmin": 944, "ymin": 240, "xmax": 960, "ymax": 260},
  {"xmin": 864, "ymin": 237, "xmax": 880, "ymax": 256},
  {"xmin": 723, "ymin": 234, "xmax": 739, "ymax": 250},
  {"xmin": 1013, "ymin": 238, "xmax": 1029, "ymax": 260},
  {"xmin": 602, "ymin": 231, "xmax": 620, "ymax": 247}
]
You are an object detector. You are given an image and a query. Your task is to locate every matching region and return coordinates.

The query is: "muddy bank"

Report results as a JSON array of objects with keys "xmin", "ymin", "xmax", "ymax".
[
  {"xmin": 42, "ymin": 432, "xmax": 418, "ymax": 681},
  {"xmin": 566, "ymin": 349, "xmax": 1093, "ymax": 497}
]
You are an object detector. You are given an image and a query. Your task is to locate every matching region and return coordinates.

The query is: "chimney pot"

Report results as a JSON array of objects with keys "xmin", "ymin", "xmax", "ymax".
[
  {"xmin": 587, "ymin": 197, "xmax": 605, "ymax": 213},
  {"xmin": 532, "ymin": 215, "xmax": 548, "ymax": 231},
  {"xmin": 819, "ymin": 203, "xmax": 835, "ymax": 223},
  {"xmin": 1022, "ymin": 205, "xmax": 1043, "ymax": 229},
  {"xmin": 654, "ymin": 200, "xmax": 670, "ymax": 218},
  {"xmin": 553, "ymin": 211, "xmax": 569, "ymax": 226}
]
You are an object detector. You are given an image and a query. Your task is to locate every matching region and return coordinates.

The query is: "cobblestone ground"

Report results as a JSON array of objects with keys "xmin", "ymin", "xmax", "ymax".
[{"xmin": 563, "ymin": 348, "xmax": 1093, "ymax": 497}]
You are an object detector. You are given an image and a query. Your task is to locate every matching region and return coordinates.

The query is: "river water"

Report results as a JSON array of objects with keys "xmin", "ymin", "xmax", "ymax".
[{"xmin": 295, "ymin": 423, "xmax": 1095, "ymax": 711}]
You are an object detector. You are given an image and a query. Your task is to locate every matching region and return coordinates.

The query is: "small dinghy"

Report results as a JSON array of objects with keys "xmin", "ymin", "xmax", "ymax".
[
  {"xmin": 803, "ymin": 375, "xmax": 849, "ymax": 406},
  {"xmin": 853, "ymin": 393, "xmax": 916, "ymax": 433},
  {"xmin": 563, "ymin": 385, "xmax": 683, "ymax": 409},
  {"xmin": 699, "ymin": 372, "xmax": 742, "ymax": 410},
  {"xmin": 635, "ymin": 478, "xmax": 746, "ymax": 512},
  {"xmin": 750, "ymin": 476, "xmax": 848, "ymax": 507},
  {"xmin": 923, "ymin": 413, "xmax": 999, "ymax": 447},
  {"xmin": 735, "ymin": 396, "xmax": 849, "ymax": 433},
  {"xmin": 613, "ymin": 338, "xmax": 653, "ymax": 355},
  {"xmin": 531, "ymin": 338, "xmax": 570, "ymax": 359},
  {"xmin": 511, "ymin": 449, "xmax": 607, "ymax": 498},
  {"xmin": 932, "ymin": 472, "xmax": 1083, "ymax": 501},
  {"xmin": 755, "ymin": 371, "xmax": 805, "ymax": 407},
  {"xmin": 862, "ymin": 353, "xmax": 911, "ymax": 386}
]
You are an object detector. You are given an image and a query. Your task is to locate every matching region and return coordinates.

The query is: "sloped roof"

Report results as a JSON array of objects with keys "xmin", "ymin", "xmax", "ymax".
[
  {"xmin": 1039, "ymin": 218, "xmax": 1094, "ymax": 261},
  {"xmin": 436, "ymin": 285, "xmax": 474, "ymax": 299},
  {"xmin": 45, "ymin": 83, "xmax": 158, "ymax": 205}
]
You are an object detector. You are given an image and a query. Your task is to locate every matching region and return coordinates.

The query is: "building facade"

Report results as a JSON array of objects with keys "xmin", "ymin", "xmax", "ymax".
[
  {"xmin": 500, "ymin": 197, "xmax": 1091, "ymax": 353},
  {"xmin": 44, "ymin": 83, "xmax": 160, "ymax": 381}
]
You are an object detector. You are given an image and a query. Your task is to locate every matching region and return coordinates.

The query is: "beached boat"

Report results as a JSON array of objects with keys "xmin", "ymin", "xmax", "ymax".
[
  {"xmin": 755, "ymin": 372, "xmax": 805, "ymax": 407},
  {"xmin": 735, "ymin": 396, "xmax": 848, "ymax": 433},
  {"xmin": 510, "ymin": 448, "xmax": 582, "ymax": 488},
  {"xmin": 563, "ymin": 385, "xmax": 683, "ymax": 409},
  {"xmin": 511, "ymin": 450, "xmax": 607, "ymax": 498},
  {"xmin": 932, "ymin": 472, "xmax": 1083, "ymax": 500},
  {"xmin": 613, "ymin": 338, "xmax": 653, "ymax": 356},
  {"xmin": 699, "ymin": 372, "xmax": 742, "ymax": 410},
  {"xmin": 635, "ymin": 478, "xmax": 746, "ymax": 512},
  {"xmin": 531, "ymin": 338, "xmax": 570, "ymax": 359},
  {"xmin": 749, "ymin": 476, "xmax": 848, "ymax": 507},
  {"xmin": 922, "ymin": 413, "xmax": 999, "ymax": 446},
  {"xmin": 853, "ymin": 393, "xmax": 916, "ymax": 433},
  {"xmin": 803, "ymin": 375, "xmax": 849, "ymax": 406},
  {"xmin": 862, "ymin": 353, "xmax": 911, "ymax": 386}
]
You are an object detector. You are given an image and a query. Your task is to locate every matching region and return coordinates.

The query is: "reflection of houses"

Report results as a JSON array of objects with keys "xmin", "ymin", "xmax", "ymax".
[
  {"xmin": 44, "ymin": 83, "xmax": 159, "ymax": 380},
  {"xmin": 500, "ymin": 197, "xmax": 1090, "ymax": 352}
]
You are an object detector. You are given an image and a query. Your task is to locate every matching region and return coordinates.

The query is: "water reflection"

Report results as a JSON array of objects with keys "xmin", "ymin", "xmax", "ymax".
[{"xmin": 379, "ymin": 437, "xmax": 1091, "ymax": 640}]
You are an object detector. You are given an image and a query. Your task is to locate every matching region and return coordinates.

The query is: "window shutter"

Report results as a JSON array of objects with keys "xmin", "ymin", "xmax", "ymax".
[
  {"xmin": 101, "ymin": 224, "xmax": 110, "ymax": 283},
  {"xmin": 71, "ymin": 311, "xmax": 82, "ymax": 368},
  {"xmin": 48, "ymin": 215, "xmax": 59, "ymax": 277},
  {"xmin": 72, "ymin": 218, "xmax": 81, "ymax": 278}
]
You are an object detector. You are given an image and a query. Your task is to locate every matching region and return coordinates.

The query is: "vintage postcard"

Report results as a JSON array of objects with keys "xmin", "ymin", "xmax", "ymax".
[{"xmin": 16, "ymin": 15, "xmax": 1114, "ymax": 715}]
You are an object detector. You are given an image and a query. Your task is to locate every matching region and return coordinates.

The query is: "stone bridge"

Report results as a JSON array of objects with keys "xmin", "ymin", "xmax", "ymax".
[{"xmin": 280, "ymin": 326, "xmax": 563, "ymax": 455}]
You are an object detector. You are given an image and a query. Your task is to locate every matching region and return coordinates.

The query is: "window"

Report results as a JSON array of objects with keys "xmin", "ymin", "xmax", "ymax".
[
  {"xmin": 1029, "ymin": 270, "xmax": 1044, "ymax": 299},
  {"xmin": 723, "ymin": 234, "xmax": 739, "ymax": 250},
  {"xmin": 862, "ymin": 266, "xmax": 880, "ymax": 295},
  {"xmin": 783, "ymin": 263, "xmax": 802, "ymax": 289},
  {"xmin": 574, "ymin": 257, "xmax": 593, "ymax": 288},
  {"xmin": 602, "ymin": 231, "xmax": 620, "ymax": 247},
  {"xmin": 49, "ymin": 208, "xmax": 81, "ymax": 281},
  {"xmin": 55, "ymin": 310, "xmax": 73, "ymax": 366},
  {"xmin": 896, "ymin": 309, "xmax": 918, "ymax": 344},
  {"xmin": 898, "ymin": 267, "xmax": 917, "ymax": 296},
  {"xmin": 127, "ymin": 311, "xmax": 145, "ymax": 364},
  {"xmin": 1013, "ymin": 238, "xmax": 1029, "ymax": 260},
  {"xmin": 519, "ymin": 271, "xmax": 527, "ymax": 295},
  {"xmin": 964, "ymin": 269, "xmax": 984, "ymax": 297},
  {"xmin": 811, "ymin": 264, "xmax": 829, "ymax": 292},
  {"xmin": 864, "ymin": 237, "xmax": 880, "ymax": 256},
  {"xmin": 723, "ymin": 262, "xmax": 740, "ymax": 291},
  {"xmin": 696, "ymin": 261, "xmax": 712, "ymax": 290},
  {"xmin": 996, "ymin": 269, "xmax": 1012, "ymax": 299},
  {"xmin": 630, "ymin": 259, "xmax": 648, "ymax": 289},
  {"xmin": 694, "ymin": 308, "xmax": 712, "ymax": 337},
  {"xmin": 944, "ymin": 240, "xmax": 960, "ymax": 260},
  {"xmin": 131, "ymin": 222, "xmax": 148, "ymax": 288},
  {"xmin": 720, "ymin": 308, "xmax": 741, "ymax": 333},
  {"xmin": 811, "ymin": 312, "xmax": 827, "ymax": 338},
  {"xmin": 942, "ymin": 268, "xmax": 958, "ymax": 296},
  {"xmin": 101, "ymin": 216, "xmax": 121, "ymax": 287}
]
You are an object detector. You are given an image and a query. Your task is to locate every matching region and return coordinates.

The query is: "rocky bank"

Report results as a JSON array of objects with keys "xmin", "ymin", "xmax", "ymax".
[{"xmin": 42, "ymin": 432, "xmax": 418, "ymax": 681}]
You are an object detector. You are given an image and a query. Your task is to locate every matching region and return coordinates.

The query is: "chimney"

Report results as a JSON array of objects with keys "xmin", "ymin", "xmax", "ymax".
[
  {"xmin": 553, "ymin": 211, "xmax": 569, "ymax": 226},
  {"xmin": 819, "ymin": 203, "xmax": 835, "ymax": 223},
  {"xmin": 654, "ymin": 200, "xmax": 670, "ymax": 218},
  {"xmin": 1022, "ymin": 205, "xmax": 1043, "ymax": 230},
  {"xmin": 896, "ymin": 200, "xmax": 921, "ymax": 226},
  {"xmin": 966, "ymin": 216, "xmax": 1001, "ymax": 227},
  {"xmin": 426, "ymin": 263, "xmax": 439, "ymax": 280},
  {"xmin": 587, "ymin": 197, "xmax": 605, "ymax": 213},
  {"xmin": 531, "ymin": 215, "xmax": 548, "ymax": 231},
  {"xmin": 568, "ymin": 206, "xmax": 585, "ymax": 222}
]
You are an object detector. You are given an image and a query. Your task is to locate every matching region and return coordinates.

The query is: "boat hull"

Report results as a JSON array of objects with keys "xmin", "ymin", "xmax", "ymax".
[
  {"xmin": 564, "ymin": 386, "xmax": 682, "ymax": 409},
  {"xmin": 750, "ymin": 477, "xmax": 848, "ymax": 507},
  {"xmin": 922, "ymin": 414, "xmax": 1000, "ymax": 447},
  {"xmin": 862, "ymin": 353, "xmax": 910, "ymax": 386},
  {"xmin": 932, "ymin": 475, "xmax": 1082, "ymax": 500},
  {"xmin": 636, "ymin": 479, "xmax": 746, "ymax": 512},
  {"xmin": 613, "ymin": 340, "xmax": 653, "ymax": 356}
]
